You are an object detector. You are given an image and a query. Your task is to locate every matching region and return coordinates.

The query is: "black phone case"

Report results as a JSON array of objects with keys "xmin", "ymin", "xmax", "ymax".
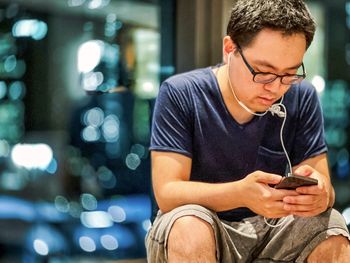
[{"xmin": 274, "ymin": 175, "xmax": 318, "ymax": 189}]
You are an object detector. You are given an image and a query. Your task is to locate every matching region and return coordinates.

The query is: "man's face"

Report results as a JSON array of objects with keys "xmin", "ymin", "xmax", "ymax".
[{"xmin": 228, "ymin": 28, "xmax": 307, "ymax": 112}]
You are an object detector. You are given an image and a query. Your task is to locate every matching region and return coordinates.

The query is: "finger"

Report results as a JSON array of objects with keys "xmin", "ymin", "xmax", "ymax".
[
  {"xmin": 273, "ymin": 202, "xmax": 294, "ymax": 216},
  {"xmin": 296, "ymin": 185, "xmax": 321, "ymax": 195},
  {"xmin": 284, "ymin": 202, "xmax": 322, "ymax": 212},
  {"xmin": 274, "ymin": 188, "xmax": 299, "ymax": 197},
  {"xmin": 265, "ymin": 206, "xmax": 292, "ymax": 218},
  {"xmin": 294, "ymin": 165, "xmax": 313, "ymax": 177},
  {"xmin": 283, "ymin": 195, "xmax": 317, "ymax": 205},
  {"xmin": 256, "ymin": 172, "xmax": 282, "ymax": 185},
  {"xmin": 272, "ymin": 189, "xmax": 299, "ymax": 201}
]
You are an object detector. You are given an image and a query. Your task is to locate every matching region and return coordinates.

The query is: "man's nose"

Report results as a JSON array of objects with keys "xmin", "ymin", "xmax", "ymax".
[{"xmin": 263, "ymin": 77, "xmax": 284, "ymax": 93}]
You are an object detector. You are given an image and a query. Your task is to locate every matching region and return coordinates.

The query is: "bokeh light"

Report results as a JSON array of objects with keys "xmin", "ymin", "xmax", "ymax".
[
  {"xmin": 11, "ymin": 143, "xmax": 53, "ymax": 170},
  {"xmin": 69, "ymin": 201, "xmax": 83, "ymax": 218},
  {"xmin": 79, "ymin": 236, "xmax": 96, "ymax": 252},
  {"xmin": 125, "ymin": 153, "xmax": 141, "ymax": 170},
  {"xmin": 12, "ymin": 19, "xmax": 48, "ymax": 40},
  {"xmin": 0, "ymin": 81, "xmax": 7, "ymax": 99},
  {"xmin": 82, "ymin": 126, "xmax": 101, "ymax": 142},
  {"xmin": 33, "ymin": 239, "xmax": 49, "ymax": 256},
  {"xmin": 102, "ymin": 114, "xmax": 120, "ymax": 142},
  {"xmin": 77, "ymin": 40, "xmax": 104, "ymax": 73},
  {"xmin": 0, "ymin": 140, "xmax": 10, "ymax": 157},
  {"xmin": 54, "ymin": 196, "xmax": 70, "ymax": 213},
  {"xmin": 108, "ymin": 205, "xmax": 126, "ymax": 223},
  {"xmin": 80, "ymin": 193, "xmax": 97, "ymax": 210},
  {"xmin": 80, "ymin": 211, "xmax": 113, "ymax": 228},
  {"xmin": 67, "ymin": 0, "xmax": 86, "ymax": 7},
  {"xmin": 312, "ymin": 75, "xmax": 325, "ymax": 94},
  {"xmin": 83, "ymin": 107, "xmax": 104, "ymax": 127},
  {"xmin": 100, "ymin": 234, "xmax": 118, "ymax": 250},
  {"xmin": 8, "ymin": 81, "xmax": 26, "ymax": 100}
]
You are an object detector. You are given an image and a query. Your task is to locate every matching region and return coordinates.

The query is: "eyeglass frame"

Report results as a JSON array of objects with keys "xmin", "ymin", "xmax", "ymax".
[{"xmin": 235, "ymin": 44, "xmax": 306, "ymax": 85}]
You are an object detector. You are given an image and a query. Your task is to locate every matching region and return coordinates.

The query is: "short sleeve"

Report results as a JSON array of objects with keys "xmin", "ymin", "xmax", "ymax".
[
  {"xmin": 149, "ymin": 81, "xmax": 193, "ymax": 157},
  {"xmin": 291, "ymin": 82, "xmax": 327, "ymax": 165}
]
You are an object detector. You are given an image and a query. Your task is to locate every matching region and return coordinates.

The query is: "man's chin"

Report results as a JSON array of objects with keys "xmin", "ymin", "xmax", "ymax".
[{"xmin": 253, "ymin": 105, "xmax": 271, "ymax": 113}]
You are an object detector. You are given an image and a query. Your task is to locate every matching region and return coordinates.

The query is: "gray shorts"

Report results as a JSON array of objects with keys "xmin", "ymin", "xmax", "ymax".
[{"xmin": 145, "ymin": 204, "xmax": 350, "ymax": 263}]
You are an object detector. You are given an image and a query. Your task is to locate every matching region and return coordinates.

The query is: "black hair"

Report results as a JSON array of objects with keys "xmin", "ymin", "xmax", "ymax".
[{"xmin": 227, "ymin": 0, "xmax": 316, "ymax": 49}]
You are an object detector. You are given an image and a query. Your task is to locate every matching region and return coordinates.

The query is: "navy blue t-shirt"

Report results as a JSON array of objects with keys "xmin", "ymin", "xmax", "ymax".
[{"xmin": 150, "ymin": 66, "xmax": 327, "ymax": 222}]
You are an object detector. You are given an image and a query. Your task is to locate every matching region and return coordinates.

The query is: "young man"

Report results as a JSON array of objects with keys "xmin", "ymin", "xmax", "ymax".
[{"xmin": 146, "ymin": 0, "xmax": 350, "ymax": 262}]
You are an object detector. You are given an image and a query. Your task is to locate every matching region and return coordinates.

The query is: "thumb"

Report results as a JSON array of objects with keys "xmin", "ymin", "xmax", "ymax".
[
  {"xmin": 294, "ymin": 165, "xmax": 313, "ymax": 177},
  {"xmin": 256, "ymin": 172, "xmax": 282, "ymax": 184}
]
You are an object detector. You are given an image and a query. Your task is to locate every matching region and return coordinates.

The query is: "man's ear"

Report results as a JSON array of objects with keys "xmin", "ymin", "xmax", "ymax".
[{"xmin": 223, "ymin": 36, "xmax": 237, "ymax": 64}]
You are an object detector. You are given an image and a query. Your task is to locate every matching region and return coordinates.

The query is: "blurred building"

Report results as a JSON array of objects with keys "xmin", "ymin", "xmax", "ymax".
[{"xmin": 0, "ymin": 0, "xmax": 348, "ymax": 262}]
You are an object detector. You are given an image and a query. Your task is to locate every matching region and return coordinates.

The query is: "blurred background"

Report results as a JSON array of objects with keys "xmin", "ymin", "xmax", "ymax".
[{"xmin": 0, "ymin": 0, "xmax": 348, "ymax": 262}]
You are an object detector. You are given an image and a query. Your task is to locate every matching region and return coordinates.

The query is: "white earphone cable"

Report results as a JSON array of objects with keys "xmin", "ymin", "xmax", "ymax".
[
  {"xmin": 225, "ymin": 52, "xmax": 293, "ymax": 228},
  {"xmin": 263, "ymin": 102, "xmax": 293, "ymax": 228}
]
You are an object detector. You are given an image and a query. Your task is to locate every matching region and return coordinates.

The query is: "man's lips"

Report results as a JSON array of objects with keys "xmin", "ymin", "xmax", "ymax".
[{"xmin": 257, "ymin": 96, "xmax": 277, "ymax": 106}]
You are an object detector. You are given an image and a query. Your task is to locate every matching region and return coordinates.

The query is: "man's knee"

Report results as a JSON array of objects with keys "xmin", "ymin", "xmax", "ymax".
[
  {"xmin": 168, "ymin": 215, "xmax": 216, "ymax": 259},
  {"xmin": 307, "ymin": 235, "xmax": 350, "ymax": 263}
]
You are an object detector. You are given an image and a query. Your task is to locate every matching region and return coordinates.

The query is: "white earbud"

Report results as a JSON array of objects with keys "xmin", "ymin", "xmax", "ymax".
[{"xmin": 269, "ymin": 104, "xmax": 286, "ymax": 118}]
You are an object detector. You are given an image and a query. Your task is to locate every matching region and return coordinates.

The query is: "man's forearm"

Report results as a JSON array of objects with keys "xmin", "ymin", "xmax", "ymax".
[{"xmin": 154, "ymin": 180, "xmax": 244, "ymax": 213}]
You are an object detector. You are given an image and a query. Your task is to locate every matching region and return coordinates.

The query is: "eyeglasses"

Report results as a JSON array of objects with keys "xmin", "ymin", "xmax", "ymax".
[{"xmin": 236, "ymin": 45, "xmax": 306, "ymax": 85}]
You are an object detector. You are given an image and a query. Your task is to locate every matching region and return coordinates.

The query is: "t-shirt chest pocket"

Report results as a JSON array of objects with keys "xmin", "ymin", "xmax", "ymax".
[{"xmin": 254, "ymin": 146, "xmax": 288, "ymax": 175}]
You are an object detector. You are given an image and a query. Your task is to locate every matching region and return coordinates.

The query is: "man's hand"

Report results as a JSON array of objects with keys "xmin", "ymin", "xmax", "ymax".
[
  {"xmin": 282, "ymin": 165, "xmax": 331, "ymax": 217},
  {"xmin": 240, "ymin": 171, "xmax": 299, "ymax": 218}
]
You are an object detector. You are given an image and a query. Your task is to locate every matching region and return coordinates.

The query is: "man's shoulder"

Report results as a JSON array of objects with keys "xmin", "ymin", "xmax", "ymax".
[
  {"xmin": 162, "ymin": 67, "xmax": 213, "ymax": 90},
  {"xmin": 293, "ymin": 80, "xmax": 317, "ymax": 95},
  {"xmin": 302, "ymin": 79, "xmax": 317, "ymax": 89},
  {"xmin": 286, "ymin": 80, "xmax": 318, "ymax": 103}
]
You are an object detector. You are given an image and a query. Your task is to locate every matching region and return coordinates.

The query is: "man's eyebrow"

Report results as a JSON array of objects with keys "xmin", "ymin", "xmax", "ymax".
[{"xmin": 252, "ymin": 59, "xmax": 302, "ymax": 71}]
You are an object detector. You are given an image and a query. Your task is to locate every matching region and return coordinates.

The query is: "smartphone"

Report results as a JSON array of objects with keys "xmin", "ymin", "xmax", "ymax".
[{"xmin": 274, "ymin": 174, "xmax": 318, "ymax": 189}]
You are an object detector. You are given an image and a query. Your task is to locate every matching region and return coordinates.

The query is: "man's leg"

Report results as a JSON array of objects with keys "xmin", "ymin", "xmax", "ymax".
[
  {"xmin": 252, "ymin": 208, "xmax": 350, "ymax": 262},
  {"xmin": 146, "ymin": 204, "xmax": 255, "ymax": 263},
  {"xmin": 146, "ymin": 205, "xmax": 222, "ymax": 263},
  {"xmin": 168, "ymin": 216, "xmax": 216, "ymax": 263},
  {"xmin": 307, "ymin": 235, "xmax": 350, "ymax": 263}
]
